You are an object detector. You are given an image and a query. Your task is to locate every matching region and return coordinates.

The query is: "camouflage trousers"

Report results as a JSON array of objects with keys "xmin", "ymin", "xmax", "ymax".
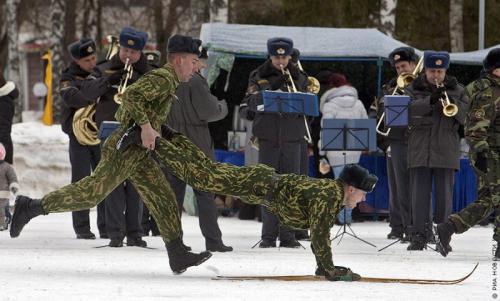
[
  {"xmin": 41, "ymin": 128, "xmax": 182, "ymax": 243},
  {"xmin": 449, "ymin": 150, "xmax": 500, "ymax": 241},
  {"xmin": 153, "ymin": 135, "xmax": 278, "ymax": 209}
]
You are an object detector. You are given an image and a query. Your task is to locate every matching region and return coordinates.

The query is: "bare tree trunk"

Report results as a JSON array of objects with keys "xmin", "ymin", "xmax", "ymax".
[
  {"xmin": 51, "ymin": 0, "xmax": 66, "ymax": 123},
  {"xmin": 82, "ymin": 0, "xmax": 100, "ymax": 45},
  {"xmin": 64, "ymin": 0, "xmax": 77, "ymax": 62},
  {"xmin": 449, "ymin": 0, "xmax": 464, "ymax": 52},
  {"xmin": 380, "ymin": 0, "xmax": 397, "ymax": 37},
  {"xmin": 6, "ymin": 0, "xmax": 22, "ymax": 122}
]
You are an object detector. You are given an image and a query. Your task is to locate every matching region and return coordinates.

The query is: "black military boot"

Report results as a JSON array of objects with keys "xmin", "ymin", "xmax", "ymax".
[
  {"xmin": 407, "ymin": 233, "xmax": 426, "ymax": 251},
  {"xmin": 279, "ymin": 239, "xmax": 301, "ymax": 248},
  {"xmin": 166, "ymin": 238, "xmax": 212, "ymax": 274},
  {"xmin": 127, "ymin": 236, "xmax": 147, "ymax": 247},
  {"xmin": 435, "ymin": 220, "xmax": 456, "ymax": 257},
  {"xmin": 258, "ymin": 239, "xmax": 276, "ymax": 248},
  {"xmin": 109, "ymin": 238, "xmax": 124, "ymax": 247},
  {"xmin": 10, "ymin": 196, "xmax": 47, "ymax": 238},
  {"xmin": 206, "ymin": 242, "xmax": 233, "ymax": 252}
]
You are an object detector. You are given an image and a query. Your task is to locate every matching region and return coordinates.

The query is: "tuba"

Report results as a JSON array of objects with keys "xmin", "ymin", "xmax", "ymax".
[
  {"xmin": 72, "ymin": 104, "xmax": 100, "ymax": 145},
  {"xmin": 105, "ymin": 35, "xmax": 120, "ymax": 60},
  {"xmin": 376, "ymin": 57, "xmax": 424, "ymax": 136}
]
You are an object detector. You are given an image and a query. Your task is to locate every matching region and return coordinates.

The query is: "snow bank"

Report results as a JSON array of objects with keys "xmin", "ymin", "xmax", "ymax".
[{"xmin": 12, "ymin": 121, "xmax": 71, "ymax": 198}]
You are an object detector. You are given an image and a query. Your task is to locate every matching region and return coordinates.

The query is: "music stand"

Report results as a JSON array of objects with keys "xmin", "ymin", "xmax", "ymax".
[
  {"xmin": 321, "ymin": 118, "xmax": 377, "ymax": 248},
  {"xmin": 250, "ymin": 91, "xmax": 319, "ymax": 249},
  {"xmin": 377, "ymin": 95, "xmax": 411, "ymax": 252}
]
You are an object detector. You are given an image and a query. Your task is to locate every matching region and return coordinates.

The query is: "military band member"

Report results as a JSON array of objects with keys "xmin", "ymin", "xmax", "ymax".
[
  {"xmin": 379, "ymin": 47, "xmax": 419, "ymax": 242},
  {"xmin": 60, "ymin": 38, "xmax": 106, "ymax": 240},
  {"xmin": 405, "ymin": 51, "xmax": 469, "ymax": 250},
  {"xmin": 10, "ymin": 34, "xmax": 212, "ymax": 274},
  {"xmin": 90, "ymin": 27, "xmax": 152, "ymax": 247},
  {"xmin": 164, "ymin": 47, "xmax": 232, "ymax": 252},
  {"xmin": 436, "ymin": 48, "xmax": 500, "ymax": 258},
  {"xmin": 239, "ymin": 37, "xmax": 308, "ymax": 248}
]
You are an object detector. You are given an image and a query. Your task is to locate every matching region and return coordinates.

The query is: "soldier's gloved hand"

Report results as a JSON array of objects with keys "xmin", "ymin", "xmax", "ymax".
[
  {"xmin": 324, "ymin": 266, "xmax": 361, "ymax": 282},
  {"xmin": 474, "ymin": 151, "xmax": 488, "ymax": 174},
  {"xmin": 107, "ymin": 69, "xmax": 126, "ymax": 85},
  {"xmin": 269, "ymin": 74, "xmax": 287, "ymax": 91},
  {"xmin": 430, "ymin": 89, "xmax": 445, "ymax": 105}
]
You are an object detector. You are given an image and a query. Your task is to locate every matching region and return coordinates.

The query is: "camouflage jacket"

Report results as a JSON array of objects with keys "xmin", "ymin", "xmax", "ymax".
[
  {"xmin": 269, "ymin": 174, "xmax": 344, "ymax": 271},
  {"xmin": 115, "ymin": 63, "xmax": 180, "ymax": 131},
  {"xmin": 464, "ymin": 74, "xmax": 500, "ymax": 153}
]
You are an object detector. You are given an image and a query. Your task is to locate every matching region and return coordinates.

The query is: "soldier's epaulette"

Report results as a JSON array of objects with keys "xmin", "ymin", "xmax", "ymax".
[
  {"xmin": 104, "ymin": 70, "xmax": 116, "ymax": 74},
  {"xmin": 74, "ymin": 75, "xmax": 86, "ymax": 81}
]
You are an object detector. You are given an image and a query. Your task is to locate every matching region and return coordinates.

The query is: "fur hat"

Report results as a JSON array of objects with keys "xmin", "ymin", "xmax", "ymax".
[
  {"xmin": 424, "ymin": 50, "xmax": 450, "ymax": 69},
  {"xmin": 338, "ymin": 164, "xmax": 378, "ymax": 193},
  {"xmin": 389, "ymin": 47, "xmax": 419, "ymax": 67},
  {"xmin": 68, "ymin": 38, "xmax": 96, "ymax": 60},
  {"xmin": 119, "ymin": 26, "xmax": 148, "ymax": 51},
  {"xmin": 167, "ymin": 34, "xmax": 202, "ymax": 56},
  {"xmin": 0, "ymin": 143, "xmax": 5, "ymax": 161},
  {"xmin": 483, "ymin": 48, "xmax": 500, "ymax": 72},
  {"xmin": 267, "ymin": 37, "xmax": 293, "ymax": 56}
]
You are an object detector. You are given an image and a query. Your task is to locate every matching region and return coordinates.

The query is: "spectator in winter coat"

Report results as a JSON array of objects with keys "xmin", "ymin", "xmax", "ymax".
[
  {"xmin": 0, "ymin": 143, "xmax": 18, "ymax": 230},
  {"xmin": 318, "ymin": 73, "xmax": 368, "ymax": 224},
  {"xmin": 0, "ymin": 72, "xmax": 18, "ymax": 165}
]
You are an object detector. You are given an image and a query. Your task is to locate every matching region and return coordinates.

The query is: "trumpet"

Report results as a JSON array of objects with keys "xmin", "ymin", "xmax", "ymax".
[
  {"xmin": 280, "ymin": 64, "xmax": 312, "ymax": 143},
  {"xmin": 105, "ymin": 35, "xmax": 119, "ymax": 60},
  {"xmin": 376, "ymin": 57, "xmax": 424, "ymax": 136},
  {"xmin": 113, "ymin": 58, "xmax": 133, "ymax": 104},
  {"xmin": 435, "ymin": 79, "xmax": 458, "ymax": 117}
]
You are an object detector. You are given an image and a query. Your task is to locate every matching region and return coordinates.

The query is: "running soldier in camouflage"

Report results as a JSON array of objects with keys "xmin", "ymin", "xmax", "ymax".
[
  {"xmin": 436, "ymin": 48, "xmax": 500, "ymax": 258},
  {"xmin": 9, "ymin": 34, "xmax": 213, "ymax": 274},
  {"xmin": 117, "ymin": 124, "xmax": 377, "ymax": 281}
]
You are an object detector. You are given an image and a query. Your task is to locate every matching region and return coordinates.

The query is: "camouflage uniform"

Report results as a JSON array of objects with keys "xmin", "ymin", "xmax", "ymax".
[
  {"xmin": 449, "ymin": 74, "xmax": 500, "ymax": 240},
  {"xmin": 152, "ymin": 134, "xmax": 344, "ymax": 272},
  {"xmin": 41, "ymin": 64, "xmax": 183, "ymax": 243}
]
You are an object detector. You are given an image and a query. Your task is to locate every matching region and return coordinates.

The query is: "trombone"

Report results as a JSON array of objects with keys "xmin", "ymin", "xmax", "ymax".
[
  {"xmin": 376, "ymin": 57, "xmax": 424, "ymax": 136},
  {"xmin": 113, "ymin": 58, "xmax": 133, "ymax": 104},
  {"xmin": 280, "ymin": 64, "xmax": 313, "ymax": 143},
  {"xmin": 435, "ymin": 79, "xmax": 458, "ymax": 117}
]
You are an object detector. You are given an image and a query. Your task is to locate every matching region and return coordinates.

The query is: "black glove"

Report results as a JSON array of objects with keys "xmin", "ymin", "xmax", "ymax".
[
  {"xmin": 430, "ymin": 85, "xmax": 446, "ymax": 105},
  {"xmin": 325, "ymin": 266, "xmax": 361, "ymax": 282},
  {"xmin": 269, "ymin": 74, "xmax": 287, "ymax": 91},
  {"xmin": 474, "ymin": 151, "xmax": 488, "ymax": 174},
  {"xmin": 107, "ymin": 69, "xmax": 126, "ymax": 85}
]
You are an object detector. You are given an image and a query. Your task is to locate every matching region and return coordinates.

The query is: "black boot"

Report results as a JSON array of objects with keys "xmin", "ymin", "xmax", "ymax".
[
  {"xmin": 206, "ymin": 242, "xmax": 233, "ymax": 252},
  {"xmin": 127, "ymin": 236, "xmax": 147, "ymax": 247},
  {"xmin": 435, "ymin": 220, "xmax": 456, "ymax": 257},
  {"xmin": 166, "ymin": 238, "xmax": 212, "ymax": 274},
  {"xmin": 10, "ymin": 196, "xmax": 46, "ymax": 238},
  {"xmin": 407, "ymin": 233, "xmax": 426, "ymax": 251}
]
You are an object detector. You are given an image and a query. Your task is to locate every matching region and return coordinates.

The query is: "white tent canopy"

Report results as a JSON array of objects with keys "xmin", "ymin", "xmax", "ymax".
[
  {"xmin": 449, "ymin": 44, "xmax": 499, "ymax": 65},
  {"xmin": 200, "ymin": 23, "xmax": 496, "ymax": 65},
  {"xmin": 200, "ymin": 23, "xmax": 414, "ymax": 59}
]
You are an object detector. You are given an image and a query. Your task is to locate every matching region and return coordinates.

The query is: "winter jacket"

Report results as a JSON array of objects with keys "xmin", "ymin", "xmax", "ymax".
[
  {"xmin": 319, "ymin": 85, "xmax": 368, "ymax": 166},
  {"xmin": 167, "ymin": 73, "xmax": 228, "ymax": 159},
  {"xmin": 239, "ymin": 59, "xmax": 308, "ymax": 142},
  {"xmin": 92, "ymin": 54, "xmax": 153, "ymax": 127},
  {"xmin": 406, "ymin": 74, "xmax": 469, "ymax": 170},
  {"xmin": 59, "ymin": 62, "xmax": 109, "ymax": 136},
  {"xmin": 0, "ymin": 161, "xmax": 18, "ymax": 199},
  {"xmin": 0, "ymin": 81, "xmax": 17, "ymax": 164}
]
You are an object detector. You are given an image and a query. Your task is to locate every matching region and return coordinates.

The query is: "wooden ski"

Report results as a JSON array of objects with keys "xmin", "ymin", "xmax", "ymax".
[{"xmin": 213, "ymin": 263, "xmax": 478, "ymax": 285}]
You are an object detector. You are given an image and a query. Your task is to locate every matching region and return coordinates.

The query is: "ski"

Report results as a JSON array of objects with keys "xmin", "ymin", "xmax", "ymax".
[{"xmin": 214, "ymin": 262, "xmax": 478, "ymax": 285}]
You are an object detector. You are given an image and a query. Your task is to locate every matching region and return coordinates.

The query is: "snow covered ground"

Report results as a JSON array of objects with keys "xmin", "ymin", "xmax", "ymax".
[
  {"xmin": 1, "ymin": 121, "xmax": 495, "ymax": 300},
  {"xmin": 0, "ymin": 213, "xmax": 495, "ymax": 301}
]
